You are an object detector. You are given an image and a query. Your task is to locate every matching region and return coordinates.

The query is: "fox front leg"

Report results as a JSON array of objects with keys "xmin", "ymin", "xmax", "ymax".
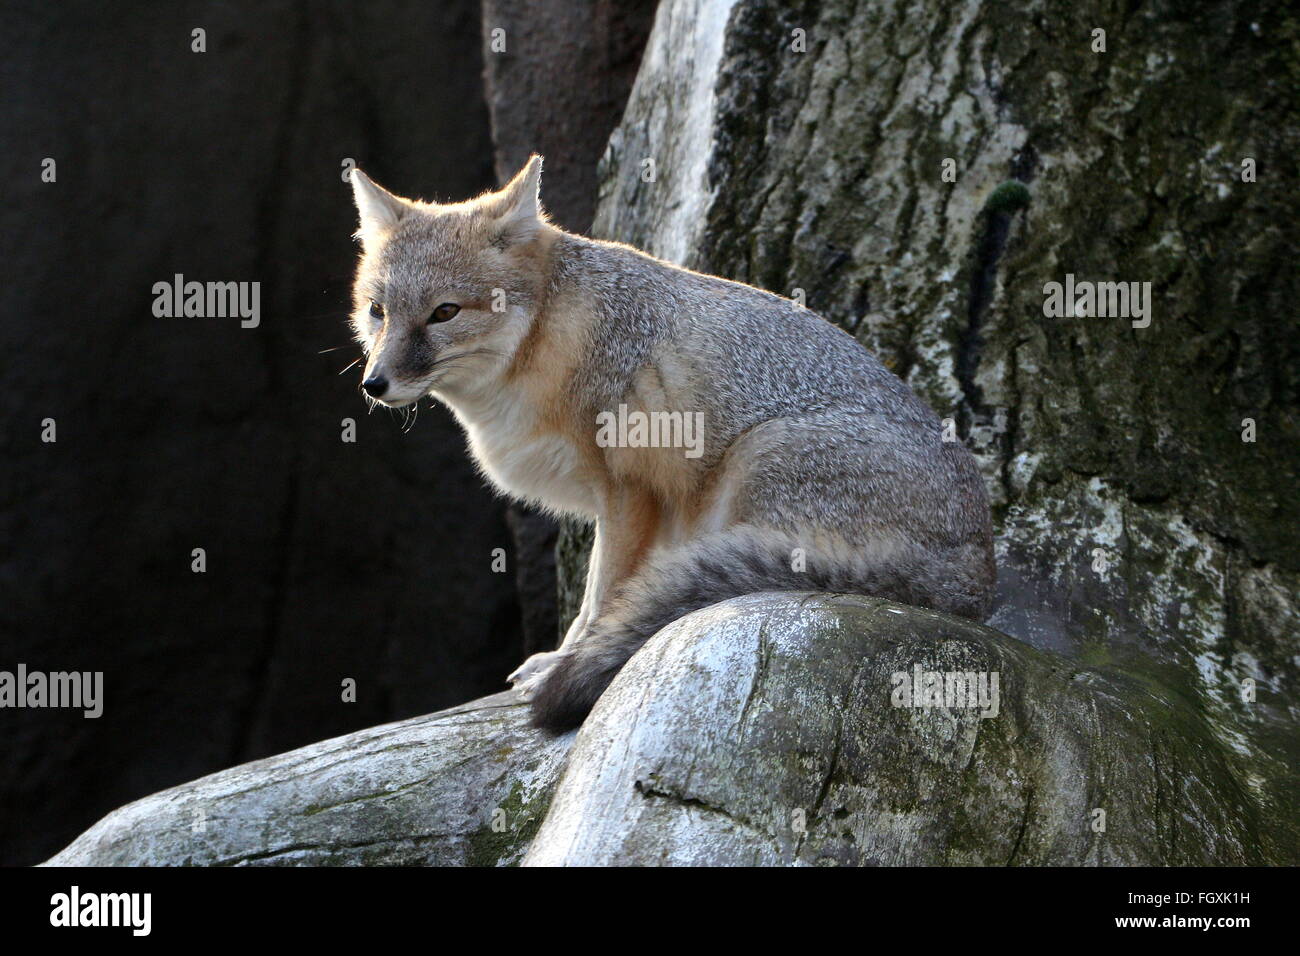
[
  {"xmin": 507, "ymin": 650, "xmax": 565, "ymax": 698},
  {"xmin": 529, "ymin": 491, "xmax": 663, "ymax": 726},
  {"xmin": 507, "ymin": 522, "xmax": 609, "ymax": 696}
]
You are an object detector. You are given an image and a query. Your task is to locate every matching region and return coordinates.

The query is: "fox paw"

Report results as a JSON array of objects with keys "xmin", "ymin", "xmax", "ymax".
[{"xmin": 508, "ymin": 651, "xmax": 563, "ymax": 699}]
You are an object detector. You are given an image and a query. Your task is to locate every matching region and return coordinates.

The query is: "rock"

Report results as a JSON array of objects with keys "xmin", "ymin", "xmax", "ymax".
[
  {"xmin": 505, "ymin": 506, "xmax": 561, "ymax": 657},
  {"xmin": 563, "ymin": 0, "xmax": 1300, "ymax": 852},
  {"xmin": 48, "ymin": 595, "xmax": 1291, "ymax": 865},
  {"xmin": 1, "ymin": 0, "xmax": 522, "ymax": 866},
  {"xmin": 480, "ymin": 0, "xmax": 657, "ymax": 233},
  {"xmin": 527, "ymin": 593, "xmax": 1283, "ymax": 865},
  {"xmin": 45, "ymin": 693, "xmax": 571, "ymax": 867}
]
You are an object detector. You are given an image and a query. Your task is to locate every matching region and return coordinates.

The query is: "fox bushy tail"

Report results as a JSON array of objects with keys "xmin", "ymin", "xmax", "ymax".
[{"xmin": 529, "ymin": 525, "xmax": 992, "ymax": 732}]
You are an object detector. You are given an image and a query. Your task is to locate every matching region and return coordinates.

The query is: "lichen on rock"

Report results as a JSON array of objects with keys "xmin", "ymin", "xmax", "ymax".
[
  {"xmin": 527, "ymin": 593, "xmax": 1278, "ymax": 865},
  {"xmin": 45, "ymin": 693, "xmax": 573, "ymax": 867},
  {"xmin": 565, "ymin": 0, "xmax": 1299, "ymax": 860}
]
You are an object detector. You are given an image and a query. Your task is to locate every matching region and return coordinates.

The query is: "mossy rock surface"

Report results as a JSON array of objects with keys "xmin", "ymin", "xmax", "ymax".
[
  {"xmin": 566, "ymin": 0, "xmax": 1300, "ymax": 855},
  {"xmin": 528, "ymin": 593, "xmax": 1288, "ymax": 865},
  {"xmin": 45, "ymin": 595, "xmax": 1291, "ymax": 865},
  {"xmin": 44, "ymin": 693, "xmax": 571, "ymax": 867}
]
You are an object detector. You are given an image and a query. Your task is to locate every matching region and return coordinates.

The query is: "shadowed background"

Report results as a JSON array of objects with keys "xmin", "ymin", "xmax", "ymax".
[{"xmin": 0, "ymin": 0, "xmax": 653, "ymax": 865}]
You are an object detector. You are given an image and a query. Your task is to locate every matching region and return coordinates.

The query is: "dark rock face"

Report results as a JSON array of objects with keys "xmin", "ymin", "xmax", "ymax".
[
  {"xmin": 480, "ymin": 0, "xmax": 658, "ymax": 233},
  {"xmin": 505, "ymin": 508, "xmax": 560, "ymax": 657},
  {"xmin": 0, "ymin": 0, "xmax": 519, "ymax": 866},
  {"xmin": 570, "ymin": 0, "xmax": 1299, "ymax": 853}
]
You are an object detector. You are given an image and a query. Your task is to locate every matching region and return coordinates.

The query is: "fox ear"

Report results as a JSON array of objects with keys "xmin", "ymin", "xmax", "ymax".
[
  {"xmin": 489, "ymin": 154, "xmax": 545, "ymax": 246},
  {"xmin": 350, "ymin": 169, "xmax": 407, "ymax": 245}
]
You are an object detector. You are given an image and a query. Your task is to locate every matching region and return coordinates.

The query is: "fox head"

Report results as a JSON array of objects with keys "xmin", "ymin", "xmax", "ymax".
[{"xmin": 347, "ymin": 155, "xmax": 553, "ymax": 406}]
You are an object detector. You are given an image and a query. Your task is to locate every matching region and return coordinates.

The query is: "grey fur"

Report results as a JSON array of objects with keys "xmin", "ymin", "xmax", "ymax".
[
  {"xmin": 530, "ymin": 524, "xmax": 992, "ymax": 730},
  {"xmin": 346, "ymin": 161, "xmax": 994, "ymax": 735},
  {"xmin": 530, "ymin": 236, "xmax": 994, "ymax": 730}
]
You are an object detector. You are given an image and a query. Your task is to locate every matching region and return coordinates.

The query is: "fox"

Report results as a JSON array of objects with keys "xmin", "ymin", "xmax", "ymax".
[{"xmin": 346, "ymin": 155, "xmax": 995, "ymax": 733}]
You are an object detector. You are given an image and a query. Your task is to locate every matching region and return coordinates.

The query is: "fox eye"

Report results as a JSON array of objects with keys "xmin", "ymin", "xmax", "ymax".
[
  {"xmin": 369, "ymin": 301, "xmax": 384, "ymax": 320},
  {"xmin": 429, "ymin": 303, "xmax": 460, "ymax": 324}
]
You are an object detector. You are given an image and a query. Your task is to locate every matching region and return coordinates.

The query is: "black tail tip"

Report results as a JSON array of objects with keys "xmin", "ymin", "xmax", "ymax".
[
  {"xmin": 528, "ymin": 693, "xmax": 592, "ymax": 734},
  {"xmin": 527, "ymin": 653, "xmax": 614, "ymax": 733},
  {"xmin": 528, "ymin": 699, "xmax": 587, "ymax": 734}
]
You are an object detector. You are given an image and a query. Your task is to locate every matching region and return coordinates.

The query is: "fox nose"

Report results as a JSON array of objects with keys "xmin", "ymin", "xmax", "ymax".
[{"xmin": 362, "ymin": 374, "xmax": 388, "ymax": 398}]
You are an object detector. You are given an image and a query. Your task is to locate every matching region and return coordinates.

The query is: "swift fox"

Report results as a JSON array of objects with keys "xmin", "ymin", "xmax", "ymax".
[{"xmin": 347, "ymin": 156, "xmax": 995, "ymax": 732}]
